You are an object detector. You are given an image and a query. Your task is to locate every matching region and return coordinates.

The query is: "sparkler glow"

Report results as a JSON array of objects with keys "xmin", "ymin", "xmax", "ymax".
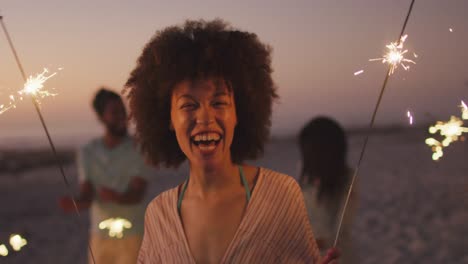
[
  {"xmin": 425, "ymin": 101, "xmax": 468, "ymax": 160},
  {"xmin": 354, "ymin": 69, "xmax": 364, "ymax": 76},
  {"xmin": 449, "ymin": 28, "xmax": 453, "ymax": 32},
  {"xmin": 9, "ymin": 234, "xmax": 27, "ymax": 252},
  {"xmin": 425, "ymin": 115, "xmax": 468, "ymax": 161},
  {"xmin": 0, "ymin": 244, "xmax": 8, "ymax": 257},
  {"xmin": 0, "ymin": 68, "xmax": 58, "ymax": 115},
  {"xmin": 369, "ymin": 34, "xmax": 416, "ymax": 75},
  {"xmin": 99, "ymin": 218, "xmax": 133, "ymax": 238}
]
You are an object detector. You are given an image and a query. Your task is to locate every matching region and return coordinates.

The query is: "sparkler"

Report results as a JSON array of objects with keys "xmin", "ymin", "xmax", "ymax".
[
  {"xmin": 369, "ymin": 34, "xmax": 416, "ymax": 75},
  {"xmin": 0, "ymin": 244, "xmax": 8, "ymax": 257},
  {"xmin": 99, "ymin": 218, "xmax": 133, "ymax": 238},
  {"xmin": 9, "ymin": 234, "xmax": 27, "ymax": 252},
  {"xmin": 334, "ymin": 0, "xmax": 416, "ymax": 247},
  {"xmin": 0, "ymin": 68, "xmax": 58, "ymax": 115},
  {"xmin": 0, "ymin": 15, "xmax": 96, "ymax": 263},
  {"xmin": 425, "ymin": 102, "xmax": 468, "ymax": 161}
]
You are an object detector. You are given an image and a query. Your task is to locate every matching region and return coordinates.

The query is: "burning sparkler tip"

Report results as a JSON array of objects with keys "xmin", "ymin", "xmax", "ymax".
[
  {"xmin": 370, "ymin": 34, "xmax": 416, "ymax": 75},
  {"xmin": 0, "ymin": 68, "xmax": 60, "ymax": 115}
]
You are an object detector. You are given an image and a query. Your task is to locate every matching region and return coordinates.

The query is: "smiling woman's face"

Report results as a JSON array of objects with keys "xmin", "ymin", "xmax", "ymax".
[{"xmin": 170, "ymin": 78, "xmax": 237, "ymax": 169}]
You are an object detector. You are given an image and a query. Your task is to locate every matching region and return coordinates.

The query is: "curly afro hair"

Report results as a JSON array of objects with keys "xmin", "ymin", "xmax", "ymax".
[{"xmin": 124, "ymin": 19, "xmax": 278, "ymax": 168}]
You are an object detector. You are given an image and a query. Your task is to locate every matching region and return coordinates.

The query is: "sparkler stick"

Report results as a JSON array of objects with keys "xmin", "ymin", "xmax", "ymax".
[
  {"xmin": 0, "ymin": 15, "xmax": 96, "ymax": 264},
  {"xmin": 333, "ymin": 0, "xmax": 416, "ymax": 247}
]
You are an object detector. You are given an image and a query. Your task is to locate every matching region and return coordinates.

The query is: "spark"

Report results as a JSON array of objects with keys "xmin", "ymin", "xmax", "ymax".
[
  {"xmin": 0, "ymin": 68, "xmax": 59, "ymax": 115},
  {"xmin": 413, "ymin": 52, "xmax": 418, "ymax": 58},
  {"xmin": 461, "ymin": 100, "xmax": 467, "ymax": 120},
  {"xmin": 369, "ymin": 34, "xmax": 416, "ymax": 75},
  {"xmin": 407, "ymin": 110, "xmax": 414, "ymax": 125},
  {"xmin": 425, "ymin": 116, "xmax": 468, "ymax": 161},
  {"xmin": 99, "ymin": 218, "xmax": 132, "ymax": 238},
  {"xmin": 0, "ymin": 244, "xmax": 8, "ymax": 257},
  {"xmin": 449, "ymin": 28, "xmax": 453, "ymax": 32},
  {"xmin": 9, "ymin": 234, "xmax": 27, "ymax": 252},
  {"xmin": 354, "ymin": 70, "xmax": 364, "ymax": 76}
]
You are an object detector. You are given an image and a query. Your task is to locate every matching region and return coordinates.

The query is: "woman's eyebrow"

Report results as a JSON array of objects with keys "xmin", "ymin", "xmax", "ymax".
[
  {"xmin": 213, "ymin": 91, "xmax": 229, "ymax": 97},
  {"xmin": 176, "ymin": 94, "xmax": 196, "ymax": 102}
]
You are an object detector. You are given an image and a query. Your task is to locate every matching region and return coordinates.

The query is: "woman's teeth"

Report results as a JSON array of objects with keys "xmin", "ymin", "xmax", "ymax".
[
  {"xmin": 191, "ymin": 133, "xmax": 221, "ymax": 153},
  {"xmin": 193, "ymin": 132, "xmax": 221, "ymax": 142}
]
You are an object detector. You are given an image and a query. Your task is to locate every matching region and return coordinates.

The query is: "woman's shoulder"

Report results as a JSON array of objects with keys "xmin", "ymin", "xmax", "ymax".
[
  {"xmin": 259, "ymin": 167, "xmax": 299, "ymax": 186},
  {"xmin": 145, "ymin": 185, "xmax": 179, "ymax": 216},
  {"xmin": 257, "ymin": 167, "xmax": 302, "ymax": 200}
]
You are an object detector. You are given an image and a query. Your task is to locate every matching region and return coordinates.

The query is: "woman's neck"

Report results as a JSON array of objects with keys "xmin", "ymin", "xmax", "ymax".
[{"xmin": 188, "ymin": 160, "xmax": 240, "ymax": 196}]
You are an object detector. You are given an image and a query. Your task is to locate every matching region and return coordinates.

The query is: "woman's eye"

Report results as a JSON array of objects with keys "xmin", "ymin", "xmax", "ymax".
[
  {"xmin": 213, "ymin": 101, "xmax": 228, "ymax": 107},
  {"xmin": 181, "ymin": 103, "xmax": 196, "ymax": 109}
]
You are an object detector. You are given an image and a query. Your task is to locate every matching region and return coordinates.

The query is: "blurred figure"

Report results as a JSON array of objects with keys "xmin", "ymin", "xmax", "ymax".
[
  {"xmin": 299, "ymin": 117, "xmax": 358, "ymax": 263},
  {"xmin": 59, "ymin": 88, "xmax": 148, "ymax": 264}
]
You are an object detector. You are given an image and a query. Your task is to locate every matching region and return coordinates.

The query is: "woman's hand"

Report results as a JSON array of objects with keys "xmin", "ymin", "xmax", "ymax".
[{"xmin": 321, "ymin": 247, "xmax": 340, "ymax": 264}]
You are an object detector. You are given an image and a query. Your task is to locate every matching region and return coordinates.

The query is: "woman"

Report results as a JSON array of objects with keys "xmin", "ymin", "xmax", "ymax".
[
  {"xmin": 299, "ymin": 117, "xmax": 358, "ymax": 263},
  {"xmin": 125, "ymin": 19, "xmax": 339, "ymax": 263}
]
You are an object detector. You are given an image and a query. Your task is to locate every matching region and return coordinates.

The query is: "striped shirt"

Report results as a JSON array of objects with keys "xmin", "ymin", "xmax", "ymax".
[{"xmin": 138, "ymin": 168, "xmax": 322, "ymax": 263}]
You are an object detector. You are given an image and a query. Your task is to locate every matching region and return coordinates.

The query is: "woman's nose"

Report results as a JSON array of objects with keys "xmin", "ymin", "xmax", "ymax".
[{"xmin": 196, "ymin": 105, "xmax": 215, "ymax": 125}]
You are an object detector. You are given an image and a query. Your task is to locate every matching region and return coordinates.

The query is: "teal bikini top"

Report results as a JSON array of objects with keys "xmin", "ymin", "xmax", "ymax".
[{"xmin": 177, "ymin": 166, "xmax": 251, "ymax": 213}]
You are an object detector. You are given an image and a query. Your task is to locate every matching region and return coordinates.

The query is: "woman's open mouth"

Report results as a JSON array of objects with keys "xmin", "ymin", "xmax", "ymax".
[{"xmin": 191, "ymin": 132, "xmax": 223, "ymax": 153}]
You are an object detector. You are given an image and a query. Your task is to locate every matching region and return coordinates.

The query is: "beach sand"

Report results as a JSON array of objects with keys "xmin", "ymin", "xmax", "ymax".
[{"xmin": 0, "ymin": 128, "xmax": 467, "ymax": 263}]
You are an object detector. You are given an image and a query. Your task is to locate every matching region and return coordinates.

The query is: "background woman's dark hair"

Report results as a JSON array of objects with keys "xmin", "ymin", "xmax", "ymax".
[
  {"xmin": 92, "ymin": 88, "xmax": 122, "ymax": 116},
  {"xmin": 298, "ymin": 117, "xmax": 350, "ymax": 202},
  {"xmin": 124, "ymin": 19, "xmax": 278, "ymax": 167}
]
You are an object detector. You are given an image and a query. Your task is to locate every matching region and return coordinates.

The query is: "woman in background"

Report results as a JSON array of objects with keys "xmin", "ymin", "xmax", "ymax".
[{"xmin": 299, "ymin": 117, "xmax": 358, "ymax": 263}]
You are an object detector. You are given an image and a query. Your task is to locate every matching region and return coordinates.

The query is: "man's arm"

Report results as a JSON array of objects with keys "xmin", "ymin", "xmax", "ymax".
[
  {"xmin": 99, "ymin": 177, "xmax": 147, "ymax": 205},
  {"xmin": 59, "ymin": 181, "xmax": 95, "ymax": 212}
]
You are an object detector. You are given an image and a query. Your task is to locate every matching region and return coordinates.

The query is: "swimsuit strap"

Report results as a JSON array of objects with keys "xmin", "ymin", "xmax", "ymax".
[
  {"xmin": 177, "ymin": 166, "xmax": 251, "ymax": 213},
  {"xmin": 239, "ymin": 165, "xmax": 251, "ymax": 202},
  {"xmin": 177, "ymin": 177, "xmax": 189, "ymax": 213}
]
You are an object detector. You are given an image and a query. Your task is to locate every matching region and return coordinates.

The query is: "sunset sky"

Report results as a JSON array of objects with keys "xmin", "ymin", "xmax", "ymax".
[{"xmin": 1, "ymin": 0, "xmax": 467, "ymax": 139}]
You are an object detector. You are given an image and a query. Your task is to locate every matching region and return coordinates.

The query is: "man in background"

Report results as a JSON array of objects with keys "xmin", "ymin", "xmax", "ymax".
[{"xmin": 59, "ymin": 88, "xmax": 148, "ymax": 264}]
